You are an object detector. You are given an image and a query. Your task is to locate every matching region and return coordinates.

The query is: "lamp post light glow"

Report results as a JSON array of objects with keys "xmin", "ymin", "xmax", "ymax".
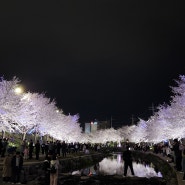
[{"xmin": 14, "ymin": 86, "xmax": 24, "ymax": 94}]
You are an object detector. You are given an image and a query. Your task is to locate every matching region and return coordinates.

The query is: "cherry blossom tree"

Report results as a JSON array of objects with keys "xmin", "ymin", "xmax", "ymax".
[
  {"xmin": 117, "ymin": 125, "xmax": 136, "ymax": 142},
  {"xmin": 3, "ymin": 75, "xmax": 185, "ymax": 145},
  {"xmin": 140, "ymin": 75, "xmax": 185, "ymax": 143},
  {"xmin": 129, "ymin": 119, "xmax": 148, "ymax": 143},
  {"xmin": 0, "ymin": 77, "xmax": 83, "ymax": 142},
  {"xmin": 46, "ymin": 113, "xmax": 82, "ymax": 142},
  {"xmin": 167, "ymin": 75, "xmax": 185, "ymax": 139},
  {"xmin": 0, "ymin": 77, "xmax": 23, "ymax": 134},
  {"xmin": 88, "ymin": 128, "xmax": 122, "ymax": 144}
]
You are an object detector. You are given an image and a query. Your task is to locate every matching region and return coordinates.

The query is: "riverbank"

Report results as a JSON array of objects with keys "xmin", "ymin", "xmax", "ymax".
[
  {"xmin": 0, "ymin": 152, "xmax": 106, "ymax": 184},
  {"xmin": 0, "ymin": 151, "xmax": 181, "ymax": 185},
  {"xmin": 150, "ymin": 152, "xmax": 185, "ymax": 185}
]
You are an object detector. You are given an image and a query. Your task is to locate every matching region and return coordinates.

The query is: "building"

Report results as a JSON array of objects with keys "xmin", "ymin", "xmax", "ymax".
[
  {"xmin": 85, "ymin": 122, "xmax": 91, "ymax": 134},
  {"xmin": 84, "ymin": 120, "xmax": 111, "ymax": 133},
  {"xmin": 98, "ymin": 120, "xmax": 111, "ymax": 129},
  {"xmin": 91, "ymin": 121, "xmax": 98, "ymax": 133}
]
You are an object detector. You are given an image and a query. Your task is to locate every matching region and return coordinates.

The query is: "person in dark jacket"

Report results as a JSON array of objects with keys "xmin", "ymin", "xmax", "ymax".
[
  {"xmin": 28, "ymin": 139, "xmax": 34, "ymax": 159},
  {"xmin": 61, "ymin": 141, "xmax": 67, "ymax": 157},
  {"xmin": 35, "ymin": 140, "xmax": 40, "ymax": 160},
  {"xmin": 11, "ymin": 151, "xmax": 23, "ymax": 184},
  {"xmin": 1, "ymin": 138, "xmax": 8, "ymax": 157},
  {"xmin": 0, "ymin": 138, "xmax": 3, "ymax": 156},
  {"xmin": 123, "ymin": 145, "xmax": 135, "ymax": 176},
  {"xmin": 172, "ymin": 139, "xmax": 182, "ymax": 171},
  {"xmin": 42, "ymin": 155, "xmax": 51, "ymax": 185},
  {"xmin": 2, "ymin": 152, "xmax": 12, "ymax": 183},
  {"xmin": 56, "ymin": 141, "xmax": 61, "ymax": 156}
]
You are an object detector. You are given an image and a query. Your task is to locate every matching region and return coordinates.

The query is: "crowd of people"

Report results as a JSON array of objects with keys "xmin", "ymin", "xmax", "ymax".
[
  {"xmin": 133, "ymin": 139, "xmax": 185, "ymax": 182},
  {"xmin": 150, "ymin": 139, "xmax": 185, "ymax": 179},
  {"xmin": 1, "ymin": 136, "xmax": 185, "ymax": 183},
  {"xmin": 0, "ymin": 137, "xmax": 101, "ymax": 184},
  {"xmin": 19, "ymin": 139, "xmax": 99, "ymax": 160}
]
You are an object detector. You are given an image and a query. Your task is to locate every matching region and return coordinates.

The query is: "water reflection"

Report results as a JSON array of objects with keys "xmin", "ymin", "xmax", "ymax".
[{"xmin": 72, "ymin": 154, "xmax": 162, "ymax": 178}]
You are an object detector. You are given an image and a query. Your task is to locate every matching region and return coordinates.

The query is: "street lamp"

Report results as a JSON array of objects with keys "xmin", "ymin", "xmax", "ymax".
[{"xmin": 14, "ymin": 86, "xmax": 24, "ymax": 94}]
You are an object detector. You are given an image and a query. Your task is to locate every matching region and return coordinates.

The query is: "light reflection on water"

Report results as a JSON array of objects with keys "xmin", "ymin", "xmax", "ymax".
[{"xmin": 72, "ymin": 153, "xmax": 162, "ymax": 178}]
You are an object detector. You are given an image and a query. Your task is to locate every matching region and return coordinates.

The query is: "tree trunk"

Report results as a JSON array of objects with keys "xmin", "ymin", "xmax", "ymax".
[
  {"xmin": 22, "ymin": 132, "xmax": 26, "ymax": 141},
  {"xmin": 34, "ymin": 132, "xmax": 37, "ymax": 143},
  {"xmin": 46, "ymin": 135, "xmax": 48, "ymax": 141},
  {"xmin": 2, "ymin": 130, "xmax": 5, "ymax": 138}
]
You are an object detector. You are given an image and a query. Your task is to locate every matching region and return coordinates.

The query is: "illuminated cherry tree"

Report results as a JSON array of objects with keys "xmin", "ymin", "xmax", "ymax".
[
  {"xmin": 128, "ymin": 119, "xmax": 148, "ymax": 143},
  {"xmin": 45, "ymin": 113, "xmax": 82, "ymax": 142},
  {"xmin": 0, "ymin": 77, "xmax": 23, "ymax": 134},
  {"xmin": 117, "ymin": 125, "xmax": 136, "ymax": 142},
  {"xmin": 0, "ymin": 77, "xmax": 83, "ymax": 142},
  {"xmin": 2, "ymin": 75, "xmax": 185, "ymax": 144},
  {"xmin": 23, "ymin": 94, "xmax": 82, "ymax": 143},
  {"xmin": 139, "ymin": 75, "xmax": 185, "ymax": 143},
  {"xmin": 143, "ymin": 75, "xmax": 185, "ymax": 142},
  {"xmin": 168, "ymin": 75, "xmax": 185, "ymax": 139},
  {"xmin": 88, "ymin": 128, "xmax": 122, "ymax": 144}
]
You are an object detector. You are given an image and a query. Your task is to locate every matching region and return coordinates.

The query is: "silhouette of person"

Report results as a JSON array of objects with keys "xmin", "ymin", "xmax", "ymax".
[
  {"xmin": 11, "ymin": 151, "xmax": 23, "ymax": 184},
  {"xmin": 28, "ymin": 139, "xmax": 34, "ymax": 159},
  {"xmin": 2, "ymin": 152, "xmax": 12, "ymax": 183},
  {"xmin": 50, "ymin": 154, "xmax": 59, "ymax": 185},
  {"xmin": 123, "ymin": 145, "xmax": 135, "ymax": 176},
  {"xmin": 172, "ymin": 139, "xmax": 182, "ymax": 171},
  {"xmin": 42, "ymin": 155, "xmax": 51, "ymax": 185},
  {"xmin": 35, "ymin": 140, "xmax": 40, "ymax": 160}
]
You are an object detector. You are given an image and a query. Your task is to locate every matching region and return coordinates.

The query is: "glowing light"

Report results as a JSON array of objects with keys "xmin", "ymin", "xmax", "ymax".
[{"xmin": 14, "ymin": 87, "xmax": 24, "ymax": 94}]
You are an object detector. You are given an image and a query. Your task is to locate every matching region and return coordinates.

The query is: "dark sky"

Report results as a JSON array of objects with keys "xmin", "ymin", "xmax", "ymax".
[{"xmin": 0, "ymin": 1, "xmax": 185, "ymax": 128}]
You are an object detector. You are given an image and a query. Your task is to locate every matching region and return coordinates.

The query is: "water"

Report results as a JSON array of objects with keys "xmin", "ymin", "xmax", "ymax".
[{"xmin": 72, "ymin": 153, "xmax": 163, "ymax": 178}]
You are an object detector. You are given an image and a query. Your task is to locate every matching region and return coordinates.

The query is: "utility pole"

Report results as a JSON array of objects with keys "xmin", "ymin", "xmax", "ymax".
[
  {"xmin": 110, "ymin": 116, "xmax": 112, "ymax": 128},
  {"xmin": 131, "ymin": 115, "xmax": 134, "ymax": 125},
  {"xmin": 149, "ymin": 103, "xmax": 155, "ymax": 115}
]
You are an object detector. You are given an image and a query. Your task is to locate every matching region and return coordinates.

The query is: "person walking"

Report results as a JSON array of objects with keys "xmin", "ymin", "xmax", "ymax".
[
  {"xmin": 11, "ymin": 151, "xmax": 23, "ymax": 184},
  {"xmin": 123, "ymin": 145, "xmax": 135, "ymax": 176},
  {"xmin": 50, "ymin": 154, "xmax": 59, "ymax": 185}
]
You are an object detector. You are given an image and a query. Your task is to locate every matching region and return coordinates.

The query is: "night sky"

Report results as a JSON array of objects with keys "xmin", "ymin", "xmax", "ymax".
[{"xmin": 0, "ymin": 1, "xmax": 185, "ymax": 127}]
